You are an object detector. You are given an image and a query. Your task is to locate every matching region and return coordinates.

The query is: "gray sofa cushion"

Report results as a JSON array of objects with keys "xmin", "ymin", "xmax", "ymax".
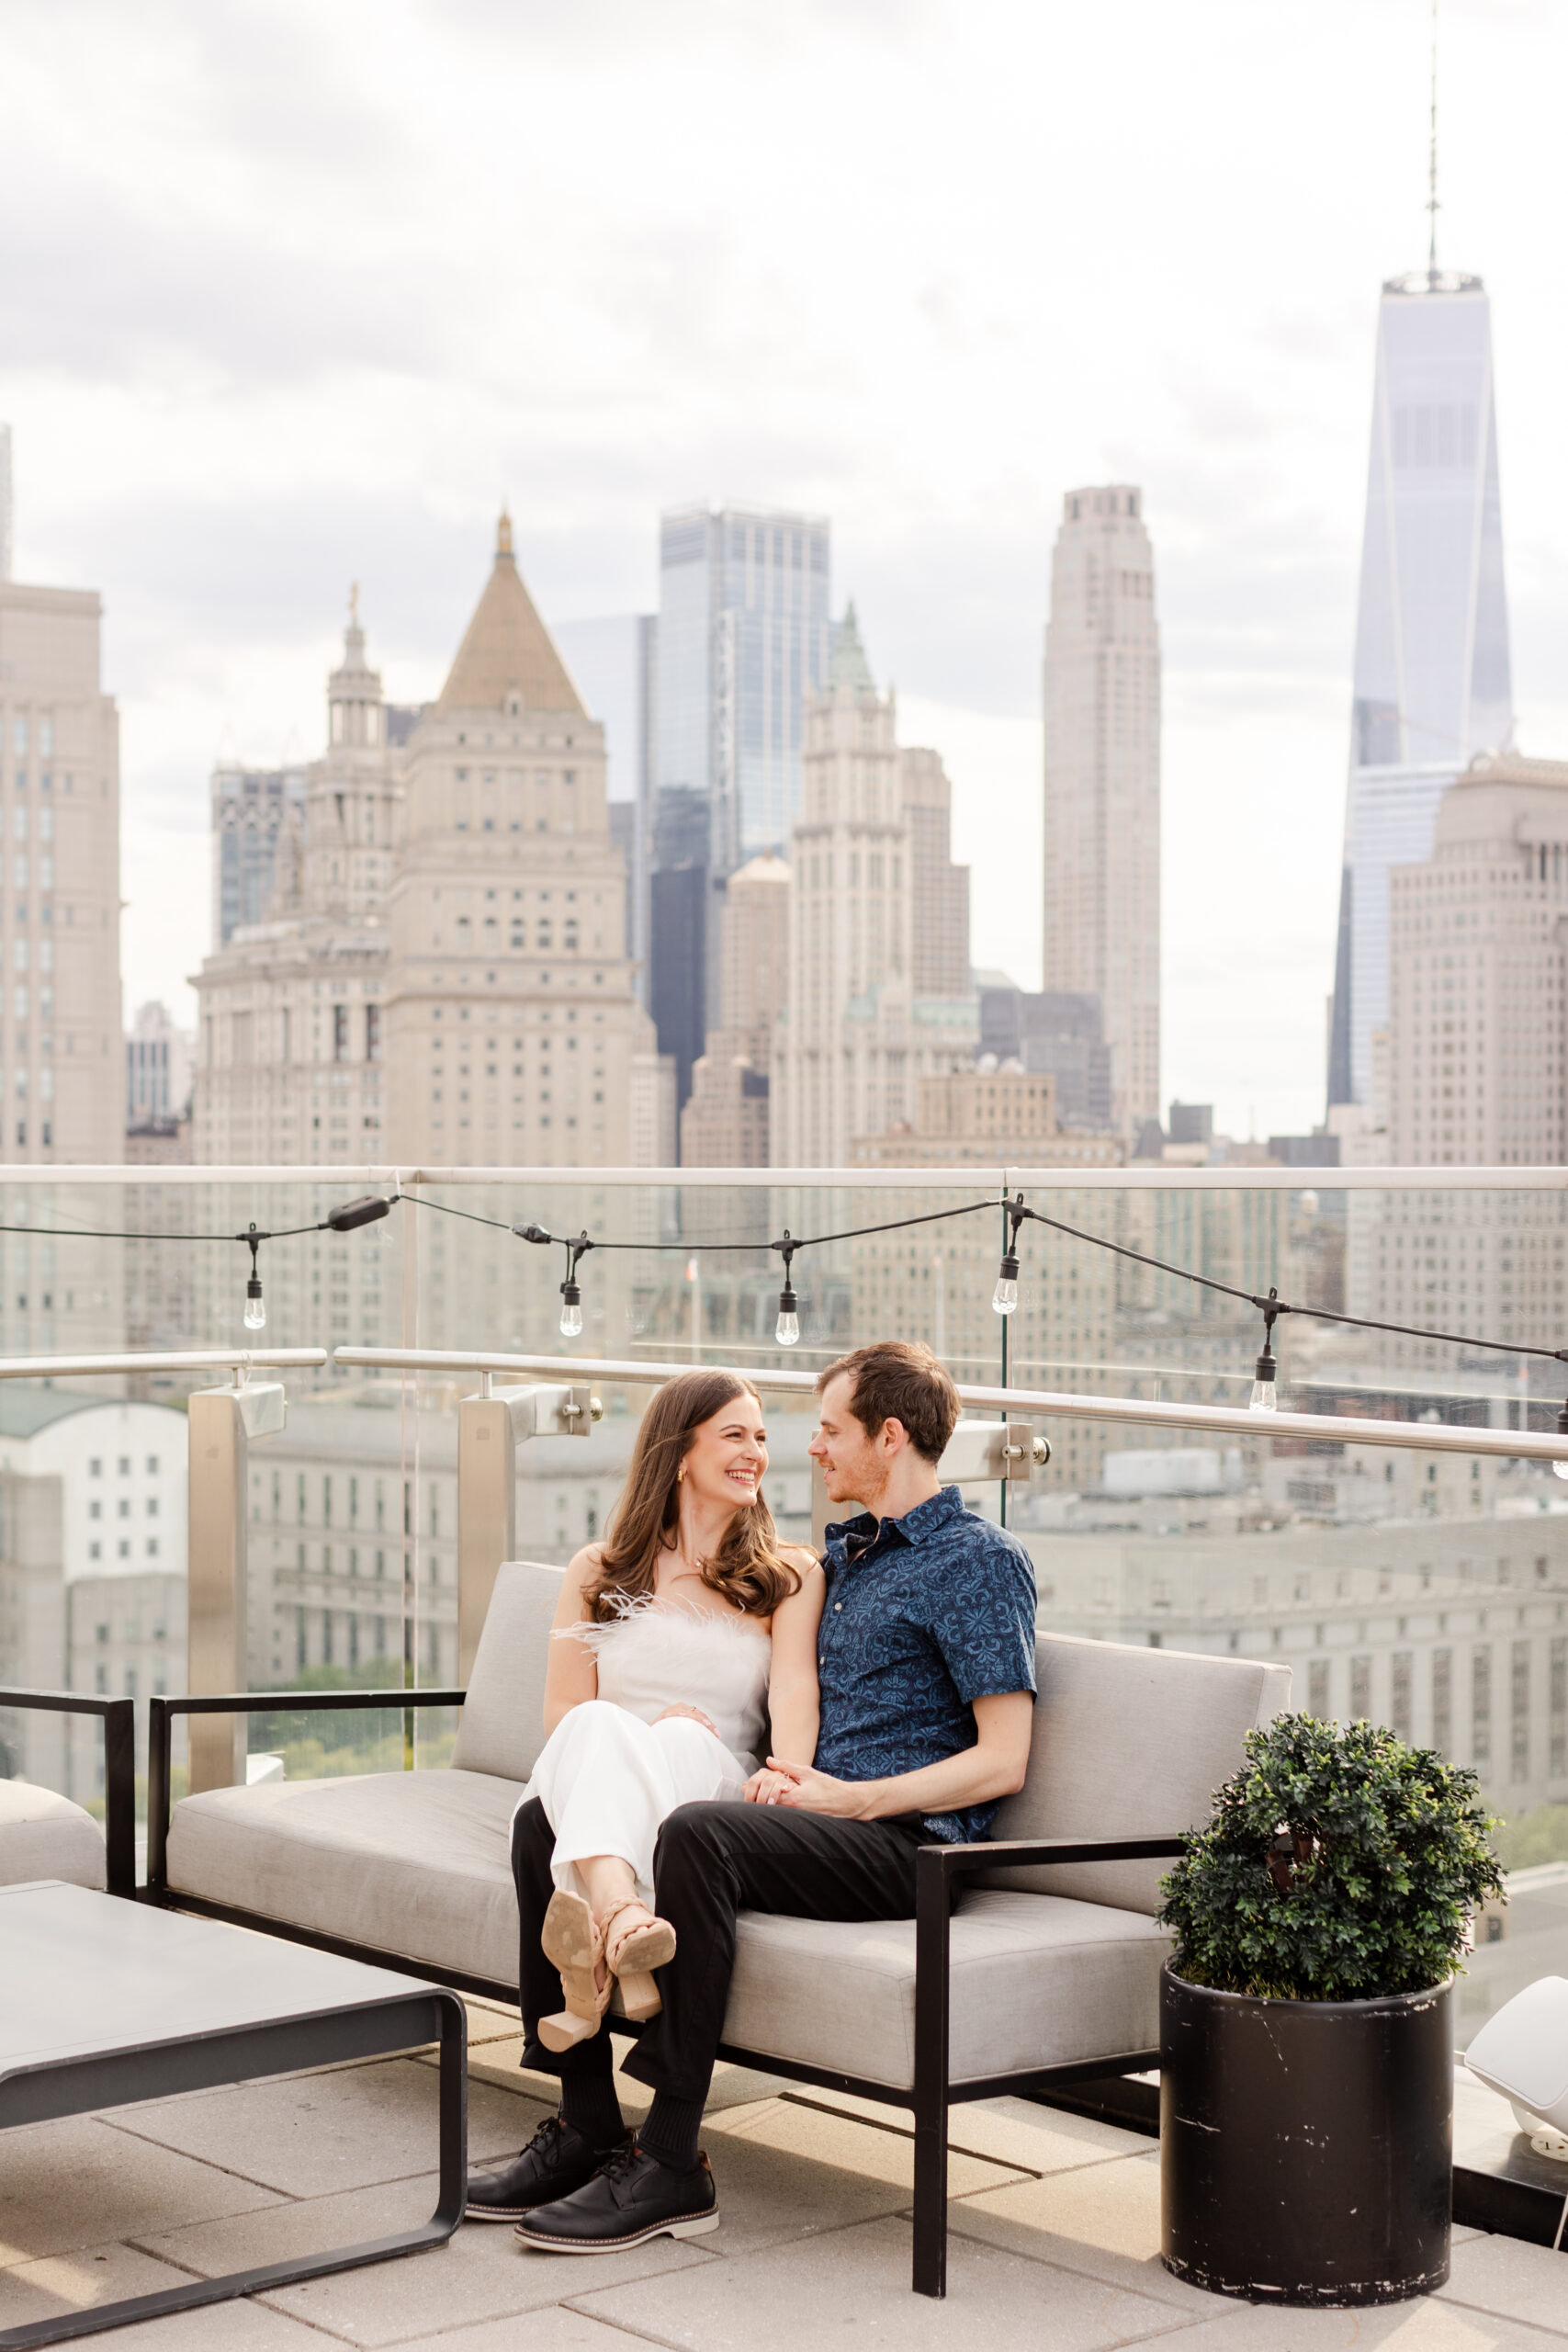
[
  {"xmin": 450, "ymin": 1560, "xmax": 564, "ymax": 1784},
  {"xmin": 725, "ymin": 1890, "xmax": 1169, "ymax": 2090},
  {"xmin": 0, "ymin": 1778, "xmax": 107, "ymax": 1893},
  {"xmin": 987, "ymin": 1634, "xmax": 1292, "ymax": 1914},
  {"xmin": 168, "ymin": 1767, "xmax": 520, "ymax": 1986}
]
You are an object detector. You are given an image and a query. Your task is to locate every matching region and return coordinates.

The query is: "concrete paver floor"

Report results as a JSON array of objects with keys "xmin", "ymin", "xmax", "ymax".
[{"xmin": 0, "ymin": 1996, "xmax": 1563, "ymax": 2350}]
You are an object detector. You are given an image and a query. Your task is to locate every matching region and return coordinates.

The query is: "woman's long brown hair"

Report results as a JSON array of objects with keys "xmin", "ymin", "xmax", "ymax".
[{"xmin": 584, "ymin": 1368, "xmax": 803, "ymax": 1622}]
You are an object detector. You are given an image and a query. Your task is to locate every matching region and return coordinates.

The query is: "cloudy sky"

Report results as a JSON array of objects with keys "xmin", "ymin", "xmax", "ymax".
[{"xmin": 4, "ymin": 0, "xmax": 1565, "ymax": 1138}]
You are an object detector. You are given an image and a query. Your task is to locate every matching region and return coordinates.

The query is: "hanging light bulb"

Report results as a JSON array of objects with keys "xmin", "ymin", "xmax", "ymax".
[
  {"xmin": 992, "ymin": 1251, "xmax": 1020, "ymax": 1317},
  {"xmin": 993, "ymin": 1193, "xmax": 1028, "ymax": 1315},
  {"xmin": 558, "ymin": 1281, "xmax": 583, "ymax": 1340},
  {"xmin": 1249, "ymin": 1291, "xmax": 1280, "ymax": 1413},
  {"xmin": 1554, "ymin": 1403, "xmax": 1568, "ymax": 1482},
  {"xmin": 773, "ymin": 1232, "xmax": 800, "ymax": 1346},
  {"xmin": 241, "ymin": 1223, "xmax": 266, "ymax": 1333}
]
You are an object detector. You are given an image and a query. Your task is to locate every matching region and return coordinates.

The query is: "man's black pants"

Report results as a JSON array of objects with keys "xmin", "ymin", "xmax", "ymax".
[{"xmin": 512, "ymin": 1797, "xmax": 926, "ymax": 2106}]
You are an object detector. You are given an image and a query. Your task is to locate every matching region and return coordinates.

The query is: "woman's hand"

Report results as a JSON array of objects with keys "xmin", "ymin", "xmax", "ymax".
[
  {"xmin": 743, "ymin": 1766, "xmax": 796, "ymax": 1805},
  {"xmin": 653, "ymin": 1702, "xmax": 718, "ymax": 1736}
]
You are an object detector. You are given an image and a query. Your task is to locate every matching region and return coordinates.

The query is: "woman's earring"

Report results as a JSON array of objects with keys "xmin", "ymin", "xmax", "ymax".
[{"xmin": 677, "ymin": 1463, "xmax": 685, "ymax": 1485}]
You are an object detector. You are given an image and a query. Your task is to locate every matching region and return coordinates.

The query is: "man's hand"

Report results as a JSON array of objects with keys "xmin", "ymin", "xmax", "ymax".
[
  {"xmin": 653, "ymin": 1703, "xmax": 717, "ymax": 1736},
  {"xmin": 759, "ymin": 1757, "xmax": 875, "ymax": 1818}
]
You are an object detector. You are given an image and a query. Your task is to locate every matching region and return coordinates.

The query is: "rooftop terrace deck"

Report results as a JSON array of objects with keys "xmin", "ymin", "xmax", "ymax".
[{"xmin": 2, "ymin": 1998, "xmax": 1563, "ymax": 2352}]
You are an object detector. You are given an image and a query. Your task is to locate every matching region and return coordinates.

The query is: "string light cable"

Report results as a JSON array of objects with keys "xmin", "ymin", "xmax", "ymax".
[{"xmin": 3, "ymin": 1180, "xmax": 1565, "ymax": 1464}]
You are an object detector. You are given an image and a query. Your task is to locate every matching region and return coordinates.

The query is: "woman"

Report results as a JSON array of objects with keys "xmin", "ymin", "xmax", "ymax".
[{"xmin": 522, "ymin": 1367, "xmax": 822, "ymax": 2051}]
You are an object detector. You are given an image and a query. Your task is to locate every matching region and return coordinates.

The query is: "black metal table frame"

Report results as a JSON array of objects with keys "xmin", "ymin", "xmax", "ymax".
[
  {"xmin": 0, "ymin": 1958, "xmax": 467, "ymax": 2349},
  {"xmin": 0, "ymin": 1690, "xmax": 135, "ymax": 1898},
  {"xmin": 147, "ymin": 1685, "xmax": 1180, "ymax": 2299}
]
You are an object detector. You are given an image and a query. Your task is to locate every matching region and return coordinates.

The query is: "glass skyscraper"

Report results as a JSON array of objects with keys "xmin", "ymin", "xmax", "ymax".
[
  {"xmin": 1327, "ymin": 269, "xmax": 1513, "ymax": 1109},
  {"xmin": 656, "ymin": 505, "xmax": 831, "ymax": 872}
]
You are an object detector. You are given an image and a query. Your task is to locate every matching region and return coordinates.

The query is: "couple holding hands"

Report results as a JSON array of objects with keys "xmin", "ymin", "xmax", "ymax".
[{"xmin": 468, "ymin": 1338, "xmax": 1038, "ymax": 2254}]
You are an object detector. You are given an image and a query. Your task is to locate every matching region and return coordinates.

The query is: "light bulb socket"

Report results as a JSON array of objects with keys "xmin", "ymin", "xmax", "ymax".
[
  {"xmin": 1254, "ymin": 1344, "xmax": 1277, "ymax": 1385},
  {"xmin": 560, "ymin": 1278, "xmax": 581, "ymax": 1312},
  {"xmin": 246, "ymin": 1274, "xmax": 264, "ymax": 1306},
  {"xmin": 998, "ymin": 1251, "xmax": 1020, "ymax": 1285}
]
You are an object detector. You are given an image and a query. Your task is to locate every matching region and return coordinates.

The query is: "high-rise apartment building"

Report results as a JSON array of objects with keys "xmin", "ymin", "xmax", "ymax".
[
  {"xmin": 0, "ymin": 424, "xmax": 12, "ymax": 582},
  {"xmin": 193, "ymin": 613, "xmax": 398, "ymax": 1168},
  {"xmin": 680, "ymin": 852, "xmax": 790, "ymax": 1168},
  {"xmin": 773, "ymin": 609, "xmax": 976, "ymax": 1166},
  {"xmin": 385, "ymin": 516, "xmax": 664, "ymax": 1168},
  {"xmin": 126, "ymin": 1001, "xmax": 195, "ymax": 1128},
  {"xmin": 1386, "ymin": 752, "xmax": 1568, "ymax": 1170},
  {"xmin": 0, "ymin": 571, "xmax": 122, "ymax": 1165},
  {"xmin": 648, "ymin": 786, "xmax": 712, "ymax": 1115},
  {"xmin": 1042, "ymin": 486, "xmax": 1161, "ymax": 1135},
  {"xmin": 1327, "ymin": 268, "xmax": 1513, "ymax": 1111}
]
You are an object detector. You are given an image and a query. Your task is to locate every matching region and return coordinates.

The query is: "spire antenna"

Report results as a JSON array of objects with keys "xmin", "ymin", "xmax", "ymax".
[{"xmin": 1427, "ymin": 0, "xmax": 1440, "ymax": 285}]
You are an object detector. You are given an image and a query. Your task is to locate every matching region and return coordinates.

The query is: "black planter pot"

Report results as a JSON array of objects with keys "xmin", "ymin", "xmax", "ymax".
[{"xmin": 1160, "ymin": 1962, "xmax": 1452, "ymax": 2306}]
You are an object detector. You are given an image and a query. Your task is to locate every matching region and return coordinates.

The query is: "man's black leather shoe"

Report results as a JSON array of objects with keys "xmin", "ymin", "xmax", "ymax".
[
  {"xmin": 466, "ymin": 2116, "xmax": 625, "ymax": 2221},
  {"xmin": 514, "ymin": 2139, "xmax": 718, "ymax": 2252}
]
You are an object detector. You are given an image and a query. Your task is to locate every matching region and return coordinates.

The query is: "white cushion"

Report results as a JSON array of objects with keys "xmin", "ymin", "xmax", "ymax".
[
  {"xmin": 0, "ymin": 1778, "xmax": 107, "ymax": 1893},
  {"xmin": 1465, "ymin": 1976, "xmax": 1568, "ymax": 2131},
  {"xmin": 726, "ymin": 1889, "xmax": 1169, "ymax": 2090},
  {"xmin": 987, "ymin": 1634, "xmax": 1292, "ymax": 1914},
  {"xmin": 168, "ymin": 1767, "xmax": 520, "ymax": 1985},
  {"xmin": 450, "ymin": 1560, "xmax": 564, "ymax": 1784}
]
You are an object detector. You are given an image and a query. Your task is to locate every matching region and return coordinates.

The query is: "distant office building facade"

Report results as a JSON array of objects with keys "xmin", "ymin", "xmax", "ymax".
[
  {"xmin": 657, "ymin": 506, "xmax": 831, "ymax": 874},
  {"xmin": 552, "ymin": 614, "xmax": 657, "ymax": 1003},
  {"xmin": 681, "ymin": 852, "xmax": 790, "ymax": 1168},
  {"xmin": 211, "ymin": 763, "xmax": 308, "ymax": 947},
  {"xmin": 1328, "ymin": 269, "xmax": 1514, "ymax": 1110},
  {"xmin": 978, "ymin": 985, "xmax": 1111, "ymax": 1130},
  {"xmin": 0, "ymin": 568, "xmax": 123, "ymax": 1168},
  {"xmin": 649, "ymin": 786, "xmax": 713, "ymax": 1116},
  {"xmin": 126, "ymin": 1001, "xmax": 194, "ymax": 1127},
  {"xmin": 1042, "ymin": 486, "xmax": 1161, "ymax": 1134}
]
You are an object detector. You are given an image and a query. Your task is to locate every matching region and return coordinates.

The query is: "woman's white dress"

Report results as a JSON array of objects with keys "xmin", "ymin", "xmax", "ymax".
[{"xmin": 521, "ymin": 1600, "xmax": 772, "ymax": 1902}]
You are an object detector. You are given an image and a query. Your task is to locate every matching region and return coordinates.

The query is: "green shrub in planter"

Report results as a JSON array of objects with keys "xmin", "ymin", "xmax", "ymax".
[{"xmin": 1158, "ymin": 1712, "xmax": 1504, "ymax": 2001}]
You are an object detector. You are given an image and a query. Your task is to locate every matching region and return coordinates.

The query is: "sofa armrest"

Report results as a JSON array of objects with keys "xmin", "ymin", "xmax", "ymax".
[
  {"xmin": 923, "ymin": 1832, "xmax": 1189, "ymax": 1885},
  {"xmin": 0, "ymin": 1686, "xmax": 136, "ymax": 1899},
  {"xmin": 147, "ymin": 1688, "xmax": 467, "ymax": 1894}
]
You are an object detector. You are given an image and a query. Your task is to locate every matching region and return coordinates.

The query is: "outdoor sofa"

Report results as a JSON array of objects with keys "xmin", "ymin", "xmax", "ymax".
[
  {"xmin": 151, "ymin": 1562, "xmax": 1291, "ymax": 2295},
  {"xmin": 0, "ymin": 1688, "xmax": 136, "ymax": 1897}
]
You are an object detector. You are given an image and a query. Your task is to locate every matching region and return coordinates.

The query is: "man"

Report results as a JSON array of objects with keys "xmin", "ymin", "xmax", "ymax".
[{"xmin": 468, "ymin": 1338, "xmax": 1037, "ymax": 2251}]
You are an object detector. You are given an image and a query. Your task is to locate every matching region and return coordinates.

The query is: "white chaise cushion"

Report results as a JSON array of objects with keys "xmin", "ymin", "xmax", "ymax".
[
  {"xmin": 167, "ymin": 1767, "xmax": 521, "ymax": 1985},
  {"xmin": 987, "ymin": 1634, "xmax": 1292, "ymax": 1915},
  {"xmin": 450, "ymin": 1560, "xmax": 564, "ymax": 1785},
  {"xmin": 726, "ymin": 1889, "xmax": 1169, "ymax": 2090},
  {"xmin": 0, "ymin": 1779, "xmax": 107, "ymax": 1892}
]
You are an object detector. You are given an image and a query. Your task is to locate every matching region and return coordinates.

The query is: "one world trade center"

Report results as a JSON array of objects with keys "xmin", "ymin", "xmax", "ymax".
[{"xmin": 1325, "ymin": 262, "xmax": 1513, "ymax": 1111}]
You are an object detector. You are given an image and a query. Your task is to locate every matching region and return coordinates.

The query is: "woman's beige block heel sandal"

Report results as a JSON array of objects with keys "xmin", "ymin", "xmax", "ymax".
[
  {"xmin": 599, "ymin": 1894, "xmax": 677, "ymax": 2023},
  {"xmin": 538, "ymin": 1890, "xmax": 611, "ymax": 2052}
]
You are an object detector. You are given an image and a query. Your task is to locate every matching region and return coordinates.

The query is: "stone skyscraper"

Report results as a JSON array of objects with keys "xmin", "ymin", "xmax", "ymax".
[
  {"xmin": 0, "ymin": 424, "xmax": 12, "ymax": 582},
  {"xmin": 1041, "ymin": 486, "xmax": 1160, "ymax": 1135},
  {"xmin": 0, "ymin": 567, "xmax": 122, "ymax": 1166},
  {"xmin": 385, "ymin": 517, "xmax": 666, "ymax": 1167},
  {"xmin": 1327, "ymin": 268, "xmax": 1513, "ymax": 1111},
  {"xmin": 773, "ymin": 608, "xmax": 974, "ymax": 1167}
]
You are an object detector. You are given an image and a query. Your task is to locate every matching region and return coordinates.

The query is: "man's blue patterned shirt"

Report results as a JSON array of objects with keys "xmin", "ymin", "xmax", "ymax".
[{"xmin": 813, "ymin": 1484, "xmax": 1037, "ymax": 1844}]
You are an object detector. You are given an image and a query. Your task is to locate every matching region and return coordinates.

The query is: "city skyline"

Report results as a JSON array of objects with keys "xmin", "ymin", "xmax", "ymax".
[{"xmin": 5, "ymin": 3, "xmax": 1568, "ymax": 1142}]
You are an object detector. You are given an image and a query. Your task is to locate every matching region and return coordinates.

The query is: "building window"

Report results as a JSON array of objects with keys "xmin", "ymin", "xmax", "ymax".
[
  {"xmin": 1391, "ymin": 1652, "xmax": 1413, "ymax": 1743},
  {"xmin": 1472, "ymin": 1646, "xmax": 1492, "ymax": 1770},
  {"xmin": 1307, "ymin": 1659, "xmax": 1330, "ymax": 1717},
  {"xmin": 333, "ymin": 1005, "xmax": 349, "ymax": 1061},
  {"xmin": 1512, "ymin": 1639, "xmax": 1531, "ymax": 1782},
  {"xmin": 1350, "ymin": 1656, "xmax": 1372, "ymax": 1722},
  {"xmin": 1432, "ymin": 1647, "xmax": 1452, "ymax": 1753}
]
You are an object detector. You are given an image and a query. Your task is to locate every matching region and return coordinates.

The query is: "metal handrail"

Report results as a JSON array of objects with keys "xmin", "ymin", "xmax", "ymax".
[
  {"xmin": 0, "ymin": 1162, "xmax": 1565, "ymax": 1192},
  {"xmin": 333, "ymin": 1345, "xmax": 1568, "ymax": 1464},
  {"xmin": 0, "ymin": 1349, "xmax": 328, "ymax": 1382}
]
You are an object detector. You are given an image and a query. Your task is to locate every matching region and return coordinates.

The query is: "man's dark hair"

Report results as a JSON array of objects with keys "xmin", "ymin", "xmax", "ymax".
[{"xmin": 817, "ymin": 1340, "xmax": 961, "ymax": 1465}]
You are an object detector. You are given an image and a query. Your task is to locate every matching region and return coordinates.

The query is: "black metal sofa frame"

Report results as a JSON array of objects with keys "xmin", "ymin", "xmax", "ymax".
[
  {"xmin": 148, "ymin": 1686, "xmax": 1181, "ymax": 2298},
  {"xmin": 0, "ymin": 1688, "xmax": 137, "ymax": 1899}
]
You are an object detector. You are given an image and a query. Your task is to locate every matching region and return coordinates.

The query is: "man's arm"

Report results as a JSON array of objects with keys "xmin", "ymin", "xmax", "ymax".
[{"xmin": 761, "ymin": 1690, "xmax": 1032, "ymax": 1821}]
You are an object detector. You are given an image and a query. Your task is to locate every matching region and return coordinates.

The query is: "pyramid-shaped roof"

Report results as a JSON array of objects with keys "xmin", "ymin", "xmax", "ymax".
[
  {"xmin": 829, "ymin": 599, "xmax": 875, "ymax": 691},
  {"xmin": 437, "ymin": 514, "xmax": 585, "ymax": 717}
]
